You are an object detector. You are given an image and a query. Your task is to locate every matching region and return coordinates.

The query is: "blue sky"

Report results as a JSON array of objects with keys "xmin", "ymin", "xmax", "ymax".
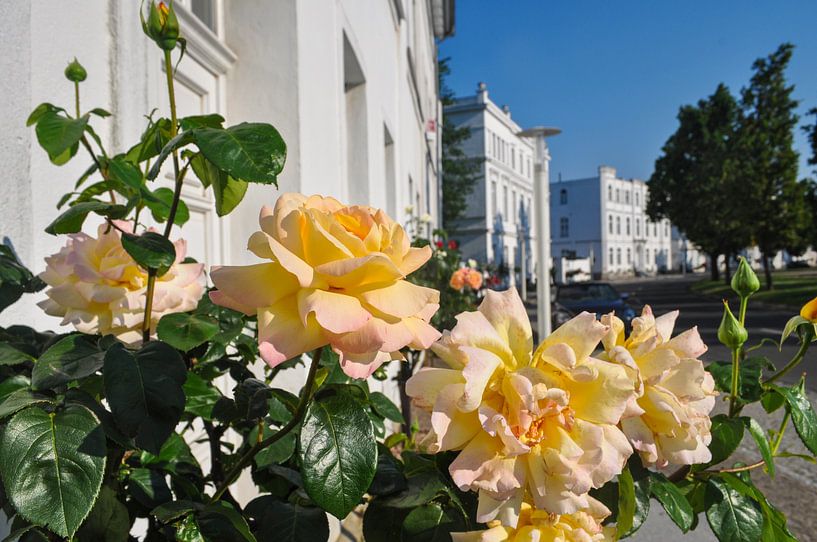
[{"xmin": 440, "ymin": 1, "xmax": 817, "ymax": 181}]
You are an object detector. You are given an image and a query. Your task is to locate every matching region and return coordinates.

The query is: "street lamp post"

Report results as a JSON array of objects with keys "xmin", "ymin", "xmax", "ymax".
[{"xmin": 518, "ymin": 126, "xmax": 560, "ymax": 339}]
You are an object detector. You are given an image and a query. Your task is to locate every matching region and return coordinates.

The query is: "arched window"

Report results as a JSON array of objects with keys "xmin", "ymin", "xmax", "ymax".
[
  {"xmin": 615, "ymin": 216, "xmax": 621, "ymax": 234},
  {"xmin": 625, "ymin": 217, "xmax": 630, "ymax": 235},
  {"xmin": 608, "ymin": 185, "xmax": 613, "ymax": 201},
  {"xmin": 616, "ymin": 248, "xmax": 622, "ymax": 265},
  {"xmin": 626, "ymin": 248, "xmax": 631, "ymax": 264},
  {"xmin": 560, "ymin": 188, "xmax": 567, "ymax": 205},
  {"xmin": 609, "ymin": 247, "xmax": 614, "ymax": 265},
  {"xmin": 635, "ymin": 192, "xmax": 640, "ymax": 206},
  {"xmin": 636, "ymin": 219, "xmax": 641, "ymax": 236},
  {"xmin": 608, "ymin": 215, "xmax": 613, "ymax": 234}
]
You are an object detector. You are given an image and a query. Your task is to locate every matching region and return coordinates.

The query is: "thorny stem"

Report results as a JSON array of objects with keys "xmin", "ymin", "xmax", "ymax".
[
  {"xmin": 209, "ymin": 346, "xmax": 325, "ymax": 503},
  {"xmin": 764, "ymin": 338, "xmax": 811, "ymax": 386},
  {"xmin": 141, "ymin": 48, "xmax": 183, "ymax": 343}
]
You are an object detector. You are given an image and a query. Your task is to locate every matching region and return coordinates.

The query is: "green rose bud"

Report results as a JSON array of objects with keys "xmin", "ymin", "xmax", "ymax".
[
  {"xmin": 731, "ymin": 256, "xmax": 760, "ymax": 298},
  {"xmin": 141, "ymin": 1, "xmax": 180, "ymax": 51},
  {"xmin": 718, "ymin": 300, "xmax": 748, "ymax": 349},
  {"xmin": 64, "ymin": 58, "xmax": 87, "ymax": 83}
]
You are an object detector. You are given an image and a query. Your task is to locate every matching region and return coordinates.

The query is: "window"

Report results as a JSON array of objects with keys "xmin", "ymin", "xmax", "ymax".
[
  {"xmin": 512, "ymin": 190, "xmax": 517, "ymax": 222},
  {"xmin": 616, "ymin": 248, "xmax": 622, "ymax": 265},
  {"xmin": 615, "ymin": 188, "xmax": 620, "ymax": 202},
  {"xmin": 636, "ymin": 219, "xmax": 641, "ymax": 236},
  {"xmin": 635, "ymin": 192, "xmax": 640, "ymax": 206},
  {"xmin": 626, "ymin": 217, "xmax": 630, "ymax": 235},
  {"xmin": 503, "ymin": 184, "xmax": 509, "ymax": 217},
  {"xmin": 625, "ymin": 191, "xmax": 630, "ymax": 204},
  {"xmin": 191, "ymin": 0, "xmax": 217, "ymax": 32},
  {"xmin": 560, "ymin": 217, "xmax": 569, "ymax": 238},
  {"xmin": 616, "ymin": 216, "xmax": 621, "ymax": 234},
  {"xmin": 343, "ymin": 34, "xmax": 368, "ymax": 203},
  {"xmin": 626, "ymin": 248, "xmax": 631, "ymax": 264},
  {"xmin": 608, "ymin": 215, "xmax": 613, "ymax": 234},
  {"xmin": 646, "ymin": 248, "xmax": 651, "ymax": 263},
  {"xmin": 511, "ymin": 147, "xmax": 516, "ymax": 169},
  {"xmin": 653, "ymin": 224, "xmax": 657, "ymax": 237},
  {"xmin": 491, "ymin": 180, "xmax": 497, "ymax": 218},
  {"xmin": 608, "ymin": 185, "xmax": 613, "ymax": 201},
  {"xmin": 560, "ymin": 188, "xmax": 567, "ymax": 205},
  {"xmin": 665, "ymin": 223, "xmax": 670, "ymax": 237},
  {"xmin": 609, "ymin": 247, "xmax": 614, "ymax": 265}
]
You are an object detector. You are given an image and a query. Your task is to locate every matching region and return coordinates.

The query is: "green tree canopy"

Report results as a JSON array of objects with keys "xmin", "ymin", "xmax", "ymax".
[
  {"xmin": 737, "ymin": 43, "xmax": 804, "ymax": 289},
  {"xmin": 439, "ymin": 57, "xmax": 481, "ymax": 230},
  {"xmin": 647, "ymin": 83, "xmax": 749, "ymax": 281}
]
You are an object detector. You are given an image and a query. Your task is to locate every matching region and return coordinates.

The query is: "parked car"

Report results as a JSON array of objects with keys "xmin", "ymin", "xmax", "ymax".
[{"xmin": 554, "ymin": 282, "xmax": 637, "ymax": 329}]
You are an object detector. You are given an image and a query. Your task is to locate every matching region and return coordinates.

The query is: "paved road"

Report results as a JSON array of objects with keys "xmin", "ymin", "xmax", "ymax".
[{"xmin": 613, "ymin": 275, "xmax": 817, "ymax": 541}]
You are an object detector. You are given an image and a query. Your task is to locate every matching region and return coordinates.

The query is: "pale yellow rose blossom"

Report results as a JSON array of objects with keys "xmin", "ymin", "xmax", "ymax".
[
  {"xmin": 406, "ymin": 288, "xmax": 635, "ymax": 526},
  {"xmin": 38, "ymin": 222, "xmax": 204, "ymax": 344},
  {"xmin": 452, "ymin": 498, "xmax": 617, "ymax": 542},
  {"xmin": 600, "ymin": 306, "xmax": 716, "ymax": 469},
  {"xmin": 210, "ymin": 193, "xmax": 440, "ymax": 378}
]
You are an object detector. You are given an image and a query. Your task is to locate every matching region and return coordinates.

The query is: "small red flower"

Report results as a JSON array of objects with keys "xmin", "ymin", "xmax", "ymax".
[
  {"xmin": 448, "ymin": 240, "xmax": 458, "ymax": 250},
  {"xmin": 435, "ymin": 240, "xmax": 444, "ymax": 249}
]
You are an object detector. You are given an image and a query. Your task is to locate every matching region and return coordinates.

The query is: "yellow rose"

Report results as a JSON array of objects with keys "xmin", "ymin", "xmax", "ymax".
[
  {"xmin": 452, "ymin": 499, "xmax": 617, "ymax": 542},
  {"xmin": 601, "ymin": 306, "xmax": 716, "ymax": 469},
  {"xmin": 210, "ymin": 193, "xmax": 440, "ymax": 378},
  {"xmin": 38, "ymin": 222, "xmax": 204, "ymax": 345},
  {"xmin": 801, "ymin": 295, "xmax": 817, "ymax": 322},
  {"xmin": 407, "ymin": 288, "xmax": 635, "ymax": 525}
]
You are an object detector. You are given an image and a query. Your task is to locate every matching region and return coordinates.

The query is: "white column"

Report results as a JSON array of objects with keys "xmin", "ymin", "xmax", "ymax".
[{"xmin": 518, "ymin": 127, "xmax": 560, "ymax": 339}]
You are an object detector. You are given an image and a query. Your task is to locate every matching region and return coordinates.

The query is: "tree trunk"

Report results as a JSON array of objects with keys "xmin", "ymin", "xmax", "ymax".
[
  {"xmin": 723, "ymin": 253, "xmax": 732, "ymax": 285},
  {"xmin": 709, "ymin": 253, "xmax": 720, "ymax": 281},
  {"xmin": 762, "ymin": 252, "xmax": 773, "ymax": 290}
]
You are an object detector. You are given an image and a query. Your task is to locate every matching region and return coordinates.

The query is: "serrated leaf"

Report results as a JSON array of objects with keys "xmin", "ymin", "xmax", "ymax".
[
  {"xmin": 45, "ymin": 201, "xmax": 118, "ymax": 235},
  {"xmin": 0, "ymin": 343, "xmax": 34, "ymax": 366},
  {"xmin": 196, "ymin": 501, "xmax": 257, "ymax": 542},
  {"xmin": 705, "ymin": 477, "xmax": 763, "ymax": 542},
  {"xmin": 180, "ymin": 114, "xmax": 224, "ymax": 131},
  {"xmin": 76, "ymin": 485, "xmax": 129, "ymax": 542},
  {"xmin": 742, "ymin": 417, "xmax": 775, "ymax": 477},
  {"xmin": 370, "ymin": 391, "xmax": 405, "ymax": 424},
  {"xmin": 771, "ymin": 382, "xmax": 817, "ymax": 455},
  {"xmin": 103, "ymin": 342, "xmax": 187, "ymax": 454},
  {"xmin": 158, "ymin": 313, "xmax": 219, "ymax": 351},
  {"xmin": 400, "ymin": 502, "xmax": 466, "ymax": 542},
  {"xmin": 34, "ymin": 111, "xmax": 87, "ymax": 164},
  {"xmin": 31, "ymin": 334, "xmax": 105, "ymax": 390},
  {"xmin": 298, "ymin": 387, "xmax": 377, "ymax": 518},
  {"xmin": 195, "ymin": 123, "xmax": 286, "ymax": 185},
  {"xmin": 0, "ymin": 404, "xmax": 106, "ymax": 539},
  {"xmin": 183, "ymin": 372, "xmax": 222, "ymax": 420},
  {"xmin": 650, "ymin": 473, "xmax": 694, "ymax": 533},
  {"xmin": 0, "ymin": 389, "xmax": 53, "ymax": 419},
  {"xmin": 708, "ymin": 414, "xmax": 746, "ymax": 465},
  {"xmin": 245, "ymin": 497, "xmax": 328, "ymax": 542},
  {"xmin": 121, "ymin": 232, "xmax": 176, "ymax": 276},
  {"xmin": 125, "ymin": 117, "xmax": 173, "ymax": 164},
  {"xmin": 152, "ymin": 500, "xmax": 201, "ymax": 523},
  {"xmin": 146, "ymin": 130, "xmax": 196, "ymax": 180},
  {"xmin": 189, "ymin": 153, "xmax": 248, "ymax": 216},
  {"xmin": 144, "ymin": 186, "xmax": 190, "ymax": 226},
  {"xmin": 27, "ymin": 102, "xmax": 64, "ymax": 126}
]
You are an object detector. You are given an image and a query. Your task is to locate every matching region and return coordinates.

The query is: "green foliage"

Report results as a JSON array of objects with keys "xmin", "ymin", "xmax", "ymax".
[
  {"xmin": 0, "ymin": 404, "xmax": 106, "ymax": 538},
  {"xmin": 121, "ymin": 231, "xmax": 177, "ymax": 276},
  {"xmin": 30, "ymin": 334, "xmax": 105, "ymax": 391},
  {"xmin": 438, "ymin": 58, "xmax": 481, "ymax": 229},
  {"xmin": 158, "ymin": 313, "xmax": 219, "ymax": 352},
  {"xmin": 705, "ymin": 477, "xmax": 764, "ymax": 542},
  {"xmin": 0, "ymin": 245, "xmax": 45, "ymax": 313},
  {"xmin": 298, "ymin": 386, "xmax": 377, "ymax": 518}
]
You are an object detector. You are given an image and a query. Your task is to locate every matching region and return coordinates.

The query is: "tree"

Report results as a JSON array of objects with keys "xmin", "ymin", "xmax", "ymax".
[
  {"xmin": 647, "ymin": 84, "xmax": 749, "ymax": 282},
  {"xmin": 738, "ymin": 43, "xmax": 803, "ymax": 289},
  {"xmin": 439, "ymin": 57, "xmax": 481, "ymax": 230}
]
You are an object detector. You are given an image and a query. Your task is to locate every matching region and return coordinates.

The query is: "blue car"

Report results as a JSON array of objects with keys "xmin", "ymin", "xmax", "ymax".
[{"xmin": 554, "ymin": 282, "xmax": 637, "ymax": 329}]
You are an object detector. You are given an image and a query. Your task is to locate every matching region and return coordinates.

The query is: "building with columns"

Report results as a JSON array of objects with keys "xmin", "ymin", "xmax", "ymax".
[
  {"xmin": 444, "ymin": 83, "xmax": 540, "ymax": 285},
  {"xmin": 551, "ymin": 166, "xmax": 672, "ymax": 278}
]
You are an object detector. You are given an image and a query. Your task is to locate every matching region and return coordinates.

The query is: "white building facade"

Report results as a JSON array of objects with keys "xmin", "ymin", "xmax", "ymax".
[
  {"xmin": 444, "ymin": 83, "xmax": 538, "ymax": 285},
  {"xmin": 551, "ymin": 166, "xmax": 672, "ymax": 278},
  {"xmin": 0, "ymin": 0, "xmax": 452, "ymax": 525}
]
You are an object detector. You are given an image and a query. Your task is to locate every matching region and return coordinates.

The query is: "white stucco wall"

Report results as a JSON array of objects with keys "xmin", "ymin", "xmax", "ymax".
[{"xmin": 0, "ymin": 1, "xmax": 445, "ymax": 534}]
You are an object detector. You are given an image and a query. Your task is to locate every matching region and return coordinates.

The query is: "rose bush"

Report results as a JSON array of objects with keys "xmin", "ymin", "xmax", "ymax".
[{"xmin": 0, "ymin": 5, "xmax": 814, "ymax": 542}]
